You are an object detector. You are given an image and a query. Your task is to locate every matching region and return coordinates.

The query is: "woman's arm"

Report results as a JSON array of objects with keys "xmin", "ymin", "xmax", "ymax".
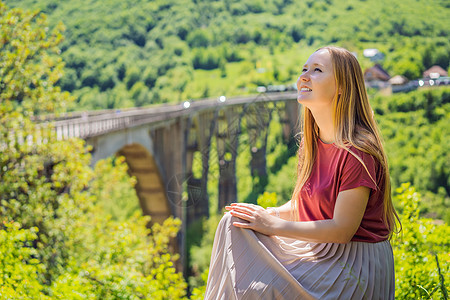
[
  {"xmin": 228, "ymin": 186, "xmax": 370, "ymax": 244},
  {"xmin": 274, "ymin": 186, "xmax": 369, "ymax": 243}
]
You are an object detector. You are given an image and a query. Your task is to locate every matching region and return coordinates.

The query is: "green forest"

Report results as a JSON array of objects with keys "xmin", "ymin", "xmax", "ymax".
[
  {"xmin": 2, "ymin": 0, "xmax": 450, "ymax": 299},
  {"xmin": 9, "ymin": 0, "xmax": 450, "ymax": 110}
]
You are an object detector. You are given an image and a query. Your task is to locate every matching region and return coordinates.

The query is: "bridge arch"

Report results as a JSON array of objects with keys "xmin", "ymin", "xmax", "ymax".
[{"xmin": 117, "ymin": 143, "xmax": 171, "ymax": 225}]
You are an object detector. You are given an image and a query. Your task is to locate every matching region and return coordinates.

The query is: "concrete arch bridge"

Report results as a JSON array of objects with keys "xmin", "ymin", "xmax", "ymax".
[{"xmin": 40, "ymin": 91, "xmax": 301, "ymax": 269}]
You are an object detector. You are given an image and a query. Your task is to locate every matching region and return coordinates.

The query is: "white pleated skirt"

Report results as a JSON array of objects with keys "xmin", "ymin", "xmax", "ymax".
[{"xmin": 204, "ymin": 213, "xmax": 395, "ymax": 300}]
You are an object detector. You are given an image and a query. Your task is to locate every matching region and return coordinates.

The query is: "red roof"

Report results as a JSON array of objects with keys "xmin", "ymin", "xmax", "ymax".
[
  {"xmin": 364, "ymin": 64, "xmax": 390, "ymax": 81},
  {"xmin": 423, "ymin": 65, "xmax": 448, "ymax": 78}
]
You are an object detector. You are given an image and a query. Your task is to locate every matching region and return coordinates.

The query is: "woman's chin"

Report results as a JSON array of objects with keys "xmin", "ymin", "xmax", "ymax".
[{"xmin": 297, "ymin": 95, "xmax": 310, "ymax": 105}]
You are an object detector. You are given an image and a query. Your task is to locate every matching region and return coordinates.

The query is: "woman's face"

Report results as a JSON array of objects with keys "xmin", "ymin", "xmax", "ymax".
[{"xmin": 296, "ymin": 49, "xmax": 338, "ymax": 111}]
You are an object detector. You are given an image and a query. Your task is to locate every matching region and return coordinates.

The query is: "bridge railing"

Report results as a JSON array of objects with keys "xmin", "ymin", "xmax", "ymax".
[
  {"xmin": 36, "ymin": 91, "xmax": 298, "ymax": 140},
  {"xmin": 49, "ymin": 105, "xmax": 189, "ymax": 140}
]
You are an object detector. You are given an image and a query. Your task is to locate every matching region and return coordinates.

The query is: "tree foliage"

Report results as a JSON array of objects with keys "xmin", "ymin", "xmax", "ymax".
[
  {"xmin": 0, "ymin": 2, "xmax": 187, "ymax": 298},
  {"xmin": 392, "ymin": 184, "xmax": 449, "ymax": 299},
  {"xmin": 372, "ymin": 87, "xmax": 450, "ymax": 222},
  {"xmin": 9, "ymin": 0, "xmax": 450, "ymax": 109},
  {"xmin": 0, "ymin": 222, "xmax": 47, "ymax": 299}
]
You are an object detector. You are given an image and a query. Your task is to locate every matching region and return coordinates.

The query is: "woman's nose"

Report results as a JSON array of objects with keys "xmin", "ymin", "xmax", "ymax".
[
  {"xmin": 299, "ymin": 73, "xmax": 310, "ymax": 82},
  {"xmin": 297, "ymin": 73, "xmax": 309, "ymax": 89}
]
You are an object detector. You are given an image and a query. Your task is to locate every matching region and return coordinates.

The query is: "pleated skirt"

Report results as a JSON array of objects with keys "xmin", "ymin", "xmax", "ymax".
[{"xmin": 204, "ymin": 213, "xmax": 395, "ymax": 300}]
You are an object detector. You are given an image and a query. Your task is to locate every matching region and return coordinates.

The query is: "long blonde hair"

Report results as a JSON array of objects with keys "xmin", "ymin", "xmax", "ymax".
[{"xmin": 290, "ymin": 46, "xmax": 401, "ymax": 238}]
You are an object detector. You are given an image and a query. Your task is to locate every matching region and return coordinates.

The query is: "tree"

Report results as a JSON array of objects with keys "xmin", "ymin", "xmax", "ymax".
[
  {"xmin": 0, "ymin": 221, "xmax": 47, "ymax": 299},
  {"xmin": 0, "ymin": 2, "xmax": 76, "ymax": 283},
  {"xmin": 392, "ymin": 184, "xmax": 449, "ymax": 299},
  {"xmin": 0, "ymin": 2, "xmax": 187, "ymax": 298}
]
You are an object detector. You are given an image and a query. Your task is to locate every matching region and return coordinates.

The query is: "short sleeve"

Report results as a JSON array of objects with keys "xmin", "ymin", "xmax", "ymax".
[{"xmin": 339, "ymin": 149, "xmax": 378, "ymax": 193}]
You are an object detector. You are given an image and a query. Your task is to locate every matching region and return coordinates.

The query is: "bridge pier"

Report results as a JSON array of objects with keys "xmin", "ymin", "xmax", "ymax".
[
  {"xmin": 276, "ymin": 101, "xmax": 301, "ymax": 143},
  {"xmin": 216, "ymin": 106, "xmax": 242, "ymax": 212},
  {"xmin": 185, "ymin": 111, "xmax": 216, "ymax": 225},
  {"xmin": 150, "ymin": 120, "xmax": 187, "ymax": 274},
  {"xmin": 245, "ymin": 102, "xmax": 273, "ymax": 194}
]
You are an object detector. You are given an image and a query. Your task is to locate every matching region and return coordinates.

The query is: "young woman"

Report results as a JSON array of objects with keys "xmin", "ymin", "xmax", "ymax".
[{"xmin": 204, "ymin": 46, "xmax": 400, "ymax": 299}]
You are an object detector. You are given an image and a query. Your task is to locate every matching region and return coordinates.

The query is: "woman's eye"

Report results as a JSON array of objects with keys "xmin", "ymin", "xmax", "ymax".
[
  {"xmin": 302, "ymin": 68, "xmax": 307, "ymax": 72},
  {"xmin": 315, "ymin": 68, "xmax": 322, "ymax": 72}
]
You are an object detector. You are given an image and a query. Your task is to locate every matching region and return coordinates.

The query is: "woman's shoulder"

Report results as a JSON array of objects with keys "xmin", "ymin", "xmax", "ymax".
[
  {"xmin": 332, "ymin": 141, "xmax": 380, "ymax": 177},
  {"xmin": 347, "ymin": 145, "xmax": 375, "ymax": 159},
  {"xmin": 344, "ymin": 134, "xmax": 380, "ymax": 161}
]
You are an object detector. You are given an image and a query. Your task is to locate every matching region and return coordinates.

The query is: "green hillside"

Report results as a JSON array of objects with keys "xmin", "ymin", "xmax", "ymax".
[{"xmin": 10, "ymin": 0, "xmax": 450, "ymax": 110}]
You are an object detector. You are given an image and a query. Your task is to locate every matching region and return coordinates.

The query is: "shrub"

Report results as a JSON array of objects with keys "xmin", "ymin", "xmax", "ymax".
[{"xmin": 392, "ymin": 183, "xmax": 449, "ymax": 299}]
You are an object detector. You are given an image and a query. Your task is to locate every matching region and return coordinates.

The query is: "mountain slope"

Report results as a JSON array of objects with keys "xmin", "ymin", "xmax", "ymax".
[{"xmin": 10, "ymin": 0, "xmax": 450, "ymax": 110}]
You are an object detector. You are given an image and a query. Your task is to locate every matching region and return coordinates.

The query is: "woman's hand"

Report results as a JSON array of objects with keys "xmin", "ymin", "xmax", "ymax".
[{"xmin": 224, "ymin": 203, "xmax": 281, "ymax": 236}]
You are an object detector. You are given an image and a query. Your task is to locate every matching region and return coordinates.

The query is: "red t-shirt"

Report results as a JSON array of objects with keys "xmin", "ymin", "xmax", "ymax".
[{"xmin": 298, "ymin": 138, "xmax": 389, "ymax": 242}]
